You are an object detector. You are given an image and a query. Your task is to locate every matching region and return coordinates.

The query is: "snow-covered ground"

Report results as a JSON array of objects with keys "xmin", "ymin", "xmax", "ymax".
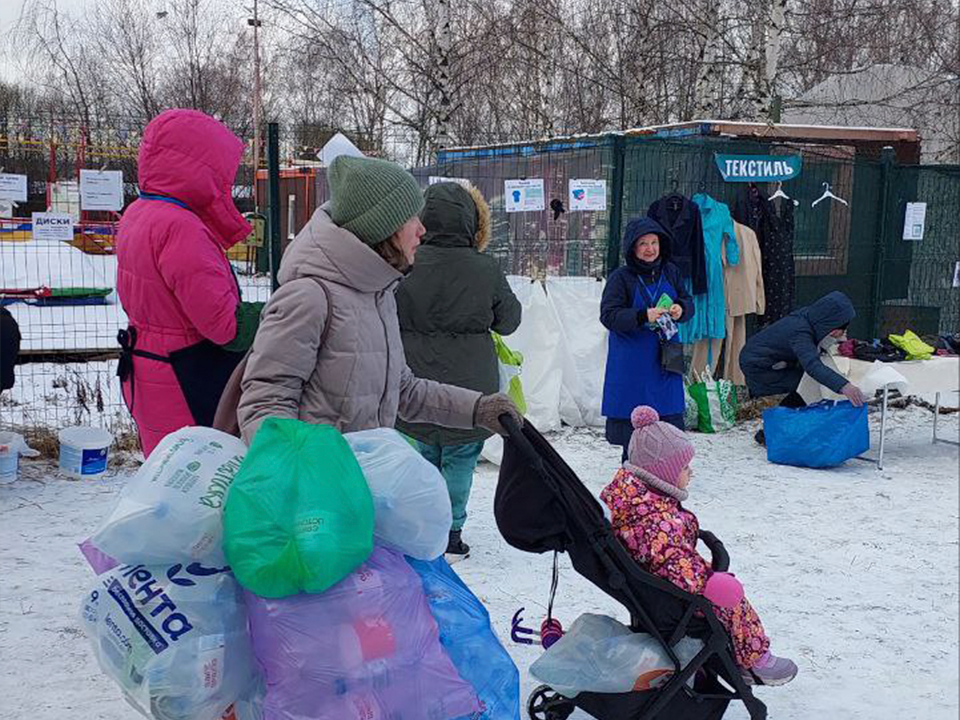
[{"xmin": 0, "ymin": 406, "xmax": 957, "ymax": 720}]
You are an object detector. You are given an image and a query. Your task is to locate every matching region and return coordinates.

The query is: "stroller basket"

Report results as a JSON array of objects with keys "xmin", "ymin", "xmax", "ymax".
[{"xmin": 495, "ymin": 416, "xmax": 767, "ymax": 720}]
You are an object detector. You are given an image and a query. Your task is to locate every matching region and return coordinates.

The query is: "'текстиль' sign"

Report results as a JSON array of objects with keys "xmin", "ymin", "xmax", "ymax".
[{"xmin": 714, "ymin": 154, "xmax": 802, "ymax": 182}]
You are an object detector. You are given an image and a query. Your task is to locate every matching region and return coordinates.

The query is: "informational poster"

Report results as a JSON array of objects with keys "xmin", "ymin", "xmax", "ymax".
[
  {"xmin": 428, "ymin": 176, "xmax": 471, "ymax": 188},
  {"xmin": 953, "ymin": 261, "xmax": 959, "ymax": 288},
  {"xmin": 0, "ymin": 173, "xmax": 28, "ymax": 203},
  {"xmin": 32, "ymin": 212, "xmax": 75, "ymax": 242},
  {"xmin": 79, "ymin": 169, "xmax": 125, "ymax": 212},
  {"xmin": 504, "ymin": 179, "xmax": 544, "ymax": 213},
  {"xmin": 568, "ymin": 179, "xmax": 607, "ymax": 211},
  {"xmin": 902, "ymin": 202, "xmax": 927, "ymax": 241}
]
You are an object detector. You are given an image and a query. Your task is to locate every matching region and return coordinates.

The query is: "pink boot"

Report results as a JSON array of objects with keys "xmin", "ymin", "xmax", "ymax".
[{"xmin": 742, "ymin": 651, "xmax": 798, "ymax": 687}]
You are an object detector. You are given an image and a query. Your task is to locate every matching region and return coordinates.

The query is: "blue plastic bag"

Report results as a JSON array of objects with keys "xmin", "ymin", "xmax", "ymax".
[
  {"xmin": 763, "ymin": 400, "xmax": 870, "ymax": 468},
  {"xmin": 407, "ymin": 556, "xmax": 521, "ymax": 720}
]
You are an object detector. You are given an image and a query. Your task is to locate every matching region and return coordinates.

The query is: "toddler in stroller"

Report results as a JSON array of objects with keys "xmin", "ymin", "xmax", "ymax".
[{"xmin": 601, "ymin": 405, "xmax": 798, "ymax": 687}]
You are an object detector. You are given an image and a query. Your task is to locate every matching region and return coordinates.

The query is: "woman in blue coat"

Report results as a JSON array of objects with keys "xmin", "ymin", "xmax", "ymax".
[{"xmin": 601, "ymin": 218, "xmax": 694, "ymax": 458}]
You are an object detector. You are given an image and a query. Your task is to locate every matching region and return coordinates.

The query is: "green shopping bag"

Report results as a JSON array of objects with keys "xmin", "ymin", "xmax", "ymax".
[
  {"xmin": 223, "ymin": 418, "xmax": 374, "ymax": 598},
  {"xmin": 492, "ymin": 332, "xmax": 527, "ymax": 415},
  {"xmin": 687, "ymin": 369, "xmax": 738, "ymax": 433}
]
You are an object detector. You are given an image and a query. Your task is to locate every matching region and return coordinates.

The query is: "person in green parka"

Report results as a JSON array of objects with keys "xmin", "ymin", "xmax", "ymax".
[{"xmin": 396, "ymin": 181, "xmax": 522, "ymax": 560}]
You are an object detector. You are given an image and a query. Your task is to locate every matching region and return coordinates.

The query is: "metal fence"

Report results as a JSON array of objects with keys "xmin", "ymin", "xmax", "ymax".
[
  {"xmin": 0, "ymin": 113, "xmax": 264, "ymax": 445},
  {"xmin": 1, "ymin": 114, "xmax": 957, "ymax": 447}
]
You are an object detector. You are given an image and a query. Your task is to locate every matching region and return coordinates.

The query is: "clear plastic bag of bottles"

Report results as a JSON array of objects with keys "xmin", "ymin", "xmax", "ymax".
[
  {"xmin": 345, "ymin": 428, "xmax": 452, "ymax": 560},
  {"xmin": 79, "ymin": 562, "xmax": 258, "ymax": 720}
]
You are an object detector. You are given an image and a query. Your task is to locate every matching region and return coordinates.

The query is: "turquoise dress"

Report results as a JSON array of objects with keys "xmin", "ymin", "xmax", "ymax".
[{"xmin": 680, "ymin": 194, "xmax": 738, "ymax": 343}]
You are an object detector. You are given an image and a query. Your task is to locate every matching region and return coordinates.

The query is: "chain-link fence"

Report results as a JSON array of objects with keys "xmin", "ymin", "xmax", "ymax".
[
  {"xmin": 0, "ymin": 113, "xmax": 265, "ymax": 447},
  {"xmin": 1, "ymin": 114, "xmax": 957, "ymax": 448}
]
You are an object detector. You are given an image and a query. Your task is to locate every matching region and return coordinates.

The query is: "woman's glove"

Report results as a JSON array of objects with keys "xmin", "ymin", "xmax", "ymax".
[
  {"xmin": 703, "ymin": 571, "xmax": 744, "ymax": 608},
  {"xmin": 474, "ymin": 393, "xmax": 523, "ymax": 436},
  {"xmin": 223, "ymin": 301, "xmax": 265, "ymax": 353}
]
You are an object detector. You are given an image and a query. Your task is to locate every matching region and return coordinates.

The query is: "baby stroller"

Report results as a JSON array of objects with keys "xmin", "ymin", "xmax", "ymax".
[{"xmin": 495, "ymin": 416, "xmax": 767, "ymax": 720}]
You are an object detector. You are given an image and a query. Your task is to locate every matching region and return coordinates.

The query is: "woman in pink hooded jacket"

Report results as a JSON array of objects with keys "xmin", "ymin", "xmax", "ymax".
[{"xmin": 116, "ymin": 109, "xmax": 255, "ymax": 457}]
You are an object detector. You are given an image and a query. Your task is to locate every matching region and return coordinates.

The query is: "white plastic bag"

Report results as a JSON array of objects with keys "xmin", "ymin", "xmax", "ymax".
[
  {"xmin": 529, "ymin": 613, "xmax": 703, "ymax": 697},
  {"xmin": 86, "ymin": 427, "xmax": 247, "ymax": 567},
  {"xmin": 344, "ymin": 428, "xmax": 452, "ymax": 560},
  {"xmin": 80, "ymin": 562, "xmax": 259, "ymax": 720}
]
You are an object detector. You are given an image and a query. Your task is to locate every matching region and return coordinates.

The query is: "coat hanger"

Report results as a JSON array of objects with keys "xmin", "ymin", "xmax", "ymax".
[
  {"xmin": 811, "ymin": 182, "xmax": 848, "ymax": 208},
  {"xmin": 768, "ymin": 180, "xmax": 800, "ymax": 207},
  {"xmin": 768, "ymin": 181, "xmax": 789, "ymax": 201}
]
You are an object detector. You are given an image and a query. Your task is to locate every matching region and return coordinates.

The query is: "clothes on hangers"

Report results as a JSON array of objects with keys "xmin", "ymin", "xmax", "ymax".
[
  {"xmin": 718, "ymin": 222, "xmax": 766, "ymax": 385},
  {"xmin": 682, "ymin": 194, "xmax": 738, "ymax": 351},
  {"xmin": 647, "ymin": 194, "xmax": 708, "ymax": 295},
  {"xmin": 734, "ymin": 185, "xmax": 795, "ymax": 328}
]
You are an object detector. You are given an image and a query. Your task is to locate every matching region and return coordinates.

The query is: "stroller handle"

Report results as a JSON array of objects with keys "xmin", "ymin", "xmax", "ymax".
[
  {"xmin": 698, "ymin": 530, "xmax": 730, "ymax": 573},
  {"xmin": 498, "ymin": 413, "xmax": 544, "ymax": 470}
]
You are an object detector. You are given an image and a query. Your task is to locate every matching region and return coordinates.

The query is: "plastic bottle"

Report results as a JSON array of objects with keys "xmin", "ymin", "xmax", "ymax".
[{"xmin": 319, "ymin": 690, "xmax": 396, "ymax": 720}]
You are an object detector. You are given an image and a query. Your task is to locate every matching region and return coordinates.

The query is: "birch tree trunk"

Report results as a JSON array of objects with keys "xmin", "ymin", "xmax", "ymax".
[
  {"xmin": 692, "ymin": 1, "xmax": 721, "ymax": 119},
  {"xmin": 763, "ymin": 0, "xmax": 787, "ymax": 121},
  {"xmin": 435, "ymin": 0, "xmax": 453, "ymax": 149}
]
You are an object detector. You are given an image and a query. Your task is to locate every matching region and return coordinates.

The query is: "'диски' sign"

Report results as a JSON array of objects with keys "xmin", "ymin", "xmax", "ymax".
[{"xmin": 714, "ymin": 154, "xmax": 802, "ymax": 182}]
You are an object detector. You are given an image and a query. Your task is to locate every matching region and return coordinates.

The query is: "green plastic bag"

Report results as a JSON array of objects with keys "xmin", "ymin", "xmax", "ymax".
[
  {"xmin": 687, "ymin": 369, "xmax": 737, "ymax": 433},
  {"xmin": 683, "ymin": 384, "xmax": 700, "ymax": 431},
  {"xmin": 492, "ymin": 332, "xmax": 527, "ymax": 415},
  {"xmin": 888, "ymin": 330, "xmax": 934, "ymax": 361},
  {"xmin": 223, "ymin": 418, "xmax": 375, "ymax": 598}
]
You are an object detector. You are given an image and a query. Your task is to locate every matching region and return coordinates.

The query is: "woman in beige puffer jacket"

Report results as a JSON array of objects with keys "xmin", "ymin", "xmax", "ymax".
[{"xmin": 237, "ymin": 156, "xmax": 520, "ymax": 446}]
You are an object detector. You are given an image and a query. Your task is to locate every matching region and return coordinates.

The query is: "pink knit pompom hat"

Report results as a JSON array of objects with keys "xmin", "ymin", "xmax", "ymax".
[{"xmin": 626, "ymin": 406, "xmax": 695, "ymax": 489}]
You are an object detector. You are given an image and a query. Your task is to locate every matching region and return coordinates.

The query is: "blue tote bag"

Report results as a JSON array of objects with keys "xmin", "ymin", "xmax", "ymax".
[{"xmin": 763, "ymin": 400, "xmax": 870, "ymax": 468}]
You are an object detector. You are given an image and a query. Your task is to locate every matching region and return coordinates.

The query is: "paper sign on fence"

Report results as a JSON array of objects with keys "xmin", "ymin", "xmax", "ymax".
[
  {"xmin": 568, "ymin": 179, "xmax": 606, "ymax": 211},
  {"xmin": 902, "ymin": 202, "xmax": 926, "ymax": 241},
  {"xmin": 0, "ymin": 174, "xmax": 28, "ymax": 203},
  {"xmin": 31, "ymin": 212, "xmax": 74, "ymax": 242},
  {"xmin": 79, "ymin": 169, "xmax": 124, "ymax": 212},
  {"xmin": 504, "ymin": 179, "xmax": 545, "ymax": 213}
]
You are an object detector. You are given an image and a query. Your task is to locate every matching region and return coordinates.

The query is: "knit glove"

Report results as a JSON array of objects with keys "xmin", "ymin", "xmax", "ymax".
[
  {"xmin": 223, "ymin": 301, "xmax": 265, "ymax": 353},
  {"xmin": 703, "ymin": 572, "xmax": 744, "ymax": 609},
  {"xmin": 473, "ymin": 392, "xmax": 523, "ymax": 436}
]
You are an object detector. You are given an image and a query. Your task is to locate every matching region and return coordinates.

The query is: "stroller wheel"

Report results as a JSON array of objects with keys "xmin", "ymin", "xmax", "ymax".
[{"xmin": 527, "ymin": 684, "xmax": 575, "ymax": 720}]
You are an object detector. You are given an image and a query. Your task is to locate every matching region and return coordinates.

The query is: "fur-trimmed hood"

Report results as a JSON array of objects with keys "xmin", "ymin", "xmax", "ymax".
[{"xmin": 420, "ymin": 181, "xmax": 491, "ymax": 252}]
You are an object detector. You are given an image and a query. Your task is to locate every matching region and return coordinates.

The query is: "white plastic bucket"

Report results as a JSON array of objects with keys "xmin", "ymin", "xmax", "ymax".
[
  {"xmin": 59, "ymin": 426, "xmax": 114, "ymax": 479},
  {"xmin": 0, "ymin": 432, "xmax": 22, "ymax": 484},
  {"xmin": 0, "ymin": 432, "xmax": 39, "ymax": 484}
]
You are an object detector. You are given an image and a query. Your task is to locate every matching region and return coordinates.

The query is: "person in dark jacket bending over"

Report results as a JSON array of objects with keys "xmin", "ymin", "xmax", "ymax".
[
  {"xmin": 397, "ymin": 181, "xmax": 522, "ymax": 560},
  {"xmin": 601, "ymin": 218, "xmax": 694, "ymax": 460},
  {"xmin": 740, "ymin": 291, "xmax": 866, "ymax": 443}
]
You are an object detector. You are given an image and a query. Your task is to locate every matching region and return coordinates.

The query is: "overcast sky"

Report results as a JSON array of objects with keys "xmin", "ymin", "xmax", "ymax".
[{"xmin": 0, "ymin": 0, "xmax": 256, "ymax": 82}]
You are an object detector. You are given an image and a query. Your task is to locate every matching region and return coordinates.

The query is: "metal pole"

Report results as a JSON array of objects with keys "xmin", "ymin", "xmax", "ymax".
[
  {"xmin": 870, "ymin": 147, "xmax": 895, "ymax": 339},
  {"xmin": 878, "ymin": 385, "xmax": 888, "ymax": 471},
  {"xmin": 933, "ymin": 391, "xmax": 940, "ymax": 443},
  {"xmin": 266, "ymin": 122, "xmax": 282, "ymax": 292},
  {"xmin": 250, "ymin": 0, "xmax": 263, "ymax": 209},
  {"xmin": 606, "ymin": 136, "xmax": 626, "ymax": 276}
]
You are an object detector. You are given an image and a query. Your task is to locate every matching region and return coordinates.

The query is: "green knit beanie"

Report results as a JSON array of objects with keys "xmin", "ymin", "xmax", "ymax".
[{"xmin": 327, "ymin": 156, "xmax": 424, "ymax": 247}]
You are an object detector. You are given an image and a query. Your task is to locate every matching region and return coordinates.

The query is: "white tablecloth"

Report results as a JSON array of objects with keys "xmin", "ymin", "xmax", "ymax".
[{"xmin": 798, "ymin": 355, "xmax": 960, "ymax": 403}]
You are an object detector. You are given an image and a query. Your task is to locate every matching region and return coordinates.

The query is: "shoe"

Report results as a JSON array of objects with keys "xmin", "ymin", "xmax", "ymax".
[
  {"xmin": 742, "ymin": 652, "xmax": 798, "ymax": 687},
  {"xmin": 444, "ymin": 530, "xmax": 470, "ymax": 564},
  {"xmin": 754, "ymin": 429, "xmax": 766, "ymax": 446}
]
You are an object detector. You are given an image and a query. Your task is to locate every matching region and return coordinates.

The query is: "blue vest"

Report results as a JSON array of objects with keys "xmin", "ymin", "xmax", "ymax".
[{"xmin": 601, "ymin": 274, "xmax": 684, "ymax": 419}]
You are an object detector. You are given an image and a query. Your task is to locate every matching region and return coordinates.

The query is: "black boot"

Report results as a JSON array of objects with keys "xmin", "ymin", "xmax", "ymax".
[{"xmin": 445, "ymin": 530, "xmax": 470, "ymax": 562}]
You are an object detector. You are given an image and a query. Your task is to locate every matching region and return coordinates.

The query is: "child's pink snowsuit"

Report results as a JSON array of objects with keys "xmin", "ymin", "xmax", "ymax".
[
  {"xmin": 601, "ymin": 468, "xmax": 770, "ymax": 669},
  {"xmin": 116, "ymin": 109, "xmax": 250, "ymax": 457}
]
